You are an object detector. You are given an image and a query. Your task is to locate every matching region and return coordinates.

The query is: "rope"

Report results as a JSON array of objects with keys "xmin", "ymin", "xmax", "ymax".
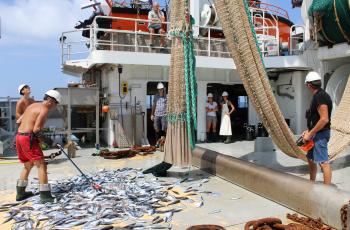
[
  {"xmin": 215, "ymin": 0, "xmax": 306, "ymax": 159},
  {"xmin": 214, "ymin": 0, "xmax": 350, "ymax": 161},
  {"xmin": 167, "ymin": 0, "xmax": 197, "ymax": 149}
]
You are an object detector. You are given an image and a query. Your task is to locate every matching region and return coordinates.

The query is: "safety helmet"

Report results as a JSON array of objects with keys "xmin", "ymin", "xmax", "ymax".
[
  {"xmin": 157, "ymin": 82, "xmax": 164, "ymax": 89},
  {"xmin": 18, "ymin": 84, "xmax": 28, "ymax": 95},
  {"xmin": 207, "ymin": 93, "xmax": 213, "ymax": 98},
  {"xmin": 305, "ymin": 71, "xmax": 321, "ymax": 83},
  {"xmin": 45, "ymin": 90, "xmax": 61, "ymax": 104},
  {"xmin": 222, "ymin": 91, "xmax": 228, "ymax": 97}
]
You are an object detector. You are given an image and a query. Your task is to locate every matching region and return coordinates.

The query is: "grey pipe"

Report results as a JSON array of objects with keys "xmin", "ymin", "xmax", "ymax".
[{"xmin": 192, "ymin": 147, "xmax": 350, "ymax": 229}]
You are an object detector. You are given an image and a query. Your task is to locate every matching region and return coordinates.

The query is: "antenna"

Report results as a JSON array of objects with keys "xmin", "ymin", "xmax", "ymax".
[{"xmin": 80, "ymin": 0, "xmax": 103, "ymax": 13}]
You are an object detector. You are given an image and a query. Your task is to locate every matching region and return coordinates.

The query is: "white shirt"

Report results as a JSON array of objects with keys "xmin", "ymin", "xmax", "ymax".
[{"xmin": 206, "ymin": 102, "xmax": 218, "ymax": 117}]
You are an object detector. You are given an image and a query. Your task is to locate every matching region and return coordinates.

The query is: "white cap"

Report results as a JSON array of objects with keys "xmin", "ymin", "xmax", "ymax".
[
  {"xmin": 222, "ymin": 91, "xmax": 228, "ymax": 96},
  {"xmin": 18, "ymin": 84, "xmax": 28, "ymax": 95},
  {"xmin": 157, "ymin": 82, "xmax": 164, "ymax": 89},
  {"xmin": 45, "ymin": 90, "xmax": 61, "ymax": 104},
  {"xmin": 305, "ymin": 71, "xmax": 321, "ymax": 83},
  {"xmin": 207, "ymin": 93, "xmax": 213, "ymax": 98}
]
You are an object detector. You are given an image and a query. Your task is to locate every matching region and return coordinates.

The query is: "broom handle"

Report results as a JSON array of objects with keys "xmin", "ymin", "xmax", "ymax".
[{"xmin": 56, "ymin": 144, "xmax": 92, "ymax": 184}]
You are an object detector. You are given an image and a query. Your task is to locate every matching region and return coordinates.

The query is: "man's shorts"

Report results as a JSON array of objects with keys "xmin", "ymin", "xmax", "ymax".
[
  {"xmin": 154, "ymin": 116, "xmax": 167, "ymax": 132},
  {"xmin": 306, "ymin": 129, "xmax": 330, "ymax": 164},
  {"xmin": 16, "ymin": 134, "xmax": 44, "ymax": 163},
  {"xmin": 148, "ymin": 24, "xmax": 162, "ymax": 32},
  {"xmin": 206, "ymin": 116, "xmax": 217, "ymax": 125}
]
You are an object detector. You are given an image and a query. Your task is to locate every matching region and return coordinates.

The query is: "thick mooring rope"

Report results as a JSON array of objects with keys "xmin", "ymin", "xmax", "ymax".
[
  {"xmin": 214, "ymin": 0, "xmax": 350, "ymax": 161},
  {"xmin": 168, "ymin": 1, "xmax": 197, "ymax": 149}
]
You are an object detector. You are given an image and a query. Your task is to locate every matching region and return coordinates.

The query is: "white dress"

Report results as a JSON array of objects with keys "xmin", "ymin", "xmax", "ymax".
[{"xmin": 219, "ymin": 102, "xmax": 232, "ymax": 136}]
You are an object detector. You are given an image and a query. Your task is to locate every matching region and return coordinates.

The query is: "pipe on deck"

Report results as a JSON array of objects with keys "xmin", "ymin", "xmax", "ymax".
[{"xmin": 192, "ymin": 147, "xmax": 350, "ymax": 229}]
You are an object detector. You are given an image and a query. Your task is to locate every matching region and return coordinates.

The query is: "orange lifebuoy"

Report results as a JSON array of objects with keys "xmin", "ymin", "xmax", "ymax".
[{"xmin": 102, "ymin": 105, "xmax": 109, "ymax": 113}]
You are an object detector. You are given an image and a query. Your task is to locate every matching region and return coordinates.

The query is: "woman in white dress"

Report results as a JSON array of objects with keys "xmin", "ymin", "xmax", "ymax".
[
  {"xmin": 219, "ymin": 91, "xmax": 235, "ymax": 143},
  {"xmin": 206, "ymin": 93, "xmax": 218, "ymax": 142}
]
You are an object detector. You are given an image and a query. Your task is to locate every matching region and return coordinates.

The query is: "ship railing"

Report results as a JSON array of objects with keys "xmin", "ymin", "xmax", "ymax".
[
  {"xmin": 251, "ymin": 12, "xmax": 280, "ymax": 56},
  {"xmin": 289, "ymin": 25, "xmax": 306, "ymax": 55},
  {"xmin": 61, "ymin": 15, "xmax": 287, "ymax": 64},
  {"xmin": 91, "ymin": 16, "xmax": 230, "ymax": 57},
  {"xmin": 248, "ymin": 1, "xmax": 289, "ymax": 19},
  {"xmin": 61, "ymin": 28, "xmax": 91, "ymax": 64}
]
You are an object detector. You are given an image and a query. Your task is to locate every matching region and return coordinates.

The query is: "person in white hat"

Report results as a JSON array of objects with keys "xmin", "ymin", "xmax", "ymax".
[
  {"xmin": 206, "ymin": 93, "xmax": 218, "ymax": 142},
  {"xmin": 15, "ymin": 89, "xmax": 61, "ymax": 203},
  {"xmin": 151, "ymin": 82, "xmax": 167, "ymax": 145},
  {"xmin": 16, "ymin": 84, "xmax": 35, "ymax": 124},
  {"xmin": 219, "ymin": 91, "xmax": 235, "ymax": 144},
  {"xmin": 303, "ymin": 71, "xmax": 332, "ymax": 185}
]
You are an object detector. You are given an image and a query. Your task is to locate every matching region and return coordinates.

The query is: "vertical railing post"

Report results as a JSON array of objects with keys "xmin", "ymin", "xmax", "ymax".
[
  {"xmin": 67, "ymin": 44, "xmax": 71, "ymax": 60},
  {"xmin": 61, "ymin": 33, "xmax": 64, "ymax": 65},
  {"xmin": 208, "ymin": 27, "xmax": 211, "ymax": 57},
  {"xmin": 8, "ymin": 96, "xmax": 12, "ymax": 132},
  {"xmin": 135, "ymin": 20, "xmax": 138, "ymax": 52}
]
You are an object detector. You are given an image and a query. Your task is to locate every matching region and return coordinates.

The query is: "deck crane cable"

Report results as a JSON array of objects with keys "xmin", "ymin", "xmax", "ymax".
[{"xmin": 213, "ymin": 0, "xmax": 350, "ymax": 161}]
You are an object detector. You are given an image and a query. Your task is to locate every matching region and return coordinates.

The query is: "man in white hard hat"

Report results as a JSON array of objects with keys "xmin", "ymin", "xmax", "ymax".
[
  {"xmin": 303, "ymin": 71, "xmax": 332, "ymax": 185},
  {"xmin": 151, "ymin": 82, "xmax": 167, "ymax": 146},
  {"xmin": 16, "ymin": 84, "xmax": 35, "ymax": 124},
  {"xmin": 206, "ymin": 93, "xmax": 218, "ymax": 142},
  {"xmin": 15, "ymin": 90, "xmax": 61, "ymax": 203}
]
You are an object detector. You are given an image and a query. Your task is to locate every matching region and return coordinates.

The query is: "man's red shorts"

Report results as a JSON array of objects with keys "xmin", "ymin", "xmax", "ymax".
[{"xmin": 16, "ymin": 134, "xmax": 43, "ymax": 163}]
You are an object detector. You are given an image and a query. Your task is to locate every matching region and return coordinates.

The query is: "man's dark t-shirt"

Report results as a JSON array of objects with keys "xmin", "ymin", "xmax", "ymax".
[{"xmin": 307, "ymin": 88, "xmax": 332, "ymax": 131}]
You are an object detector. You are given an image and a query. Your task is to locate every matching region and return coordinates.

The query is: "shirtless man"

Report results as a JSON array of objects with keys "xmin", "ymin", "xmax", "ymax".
[
  {"xmin": 16, "ymin": 90, "xmax": 61, "ymax": 203},
  {"xmin": 16, "ymin": 84, "xmax": 35, "ymax": 124}
]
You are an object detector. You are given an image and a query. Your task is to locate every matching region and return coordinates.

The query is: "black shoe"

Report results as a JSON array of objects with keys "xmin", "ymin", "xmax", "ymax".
[
  {"xmin": 16, "ymin": 186, "xmax": 34, "ymax": 201},
  {"xmin": 206, "ymin": 132, "xmax": 211, "ymax": 143},
  {"xmin": 212, "ymin": 133, "xmax": 217, "ymax": 142},
  {"xmin": 143, "ymin": 162, "xmax": 172, "ymax": 175}
]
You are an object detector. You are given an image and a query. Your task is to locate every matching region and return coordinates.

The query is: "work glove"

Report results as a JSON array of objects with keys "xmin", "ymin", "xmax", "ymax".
[{"xmin": 151, "ymin": 115, "xmax": 155, "ymax": 121}]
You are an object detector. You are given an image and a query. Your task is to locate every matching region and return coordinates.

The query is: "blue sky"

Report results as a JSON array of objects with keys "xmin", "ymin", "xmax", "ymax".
[{"xmin": 0, "ymin": 0, "xmax": 302, "ymax": 99}]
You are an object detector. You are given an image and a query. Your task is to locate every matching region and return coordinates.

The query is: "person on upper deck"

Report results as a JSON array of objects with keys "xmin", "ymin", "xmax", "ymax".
[{"xmin": 148, "ymin": 2, "xmax": 166, "ymax": 48}]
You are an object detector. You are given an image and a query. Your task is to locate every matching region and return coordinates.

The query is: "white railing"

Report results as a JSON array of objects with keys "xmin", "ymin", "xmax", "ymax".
[
  {"xmin": 289, "ymin": 25, "xmax": 306, "ymax": 55},
  {"xmin": 250, "ymin": 7, "xmax": 280, "ymax": 56},
  {"xmin": 61, "ymin": 13, "xmax": 300, "ymax": 64},
  {"xmin": 61, "ymin": 16, "xmax": 230, "ymax": 64}
]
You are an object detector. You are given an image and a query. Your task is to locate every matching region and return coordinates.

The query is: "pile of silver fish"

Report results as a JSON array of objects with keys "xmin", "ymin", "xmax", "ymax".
[{"xmin": 0, "ymin": 168, "xmax": 211, "ymax": 230}]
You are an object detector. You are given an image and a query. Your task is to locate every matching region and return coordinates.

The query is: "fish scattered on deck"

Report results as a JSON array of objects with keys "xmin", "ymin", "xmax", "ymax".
[{"xmin": 0, "ymin": 168, "xmax": 215, "ymax": 229}]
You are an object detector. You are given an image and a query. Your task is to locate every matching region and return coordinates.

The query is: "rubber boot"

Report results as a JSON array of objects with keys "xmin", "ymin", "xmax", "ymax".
[
  {"xmin": 143, "ymin": 161, "xmax": 173, "ymax": 177},
  {"xmin": 212, "ymin": 132, "xmax": 217, "ymax": 142},
  {"xmin": 39, "ymin": 184, "xmax": 55, "ymax": 203},
  {"xmin": 224, "ymin": 136, "xmax": 231, "ymax": 144},
  {"xmin": 155, "ymin": 132, "xmax": 160, "ymax": 148},
  {"xmin": 206, "ymin": 132, "xmax": 211, "ymax": 143},
  {"xmin": 16, "ymin": 180, "xmax": 34, "ymax": 201}
]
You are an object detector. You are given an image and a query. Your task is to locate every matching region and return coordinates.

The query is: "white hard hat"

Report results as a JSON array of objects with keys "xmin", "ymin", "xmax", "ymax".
[
  {"xmin": 305, "ymin": 71, "xmax": 321, "ymax": 83},
  {"xmin": 207, "ymin": 93, "xmax": 213, "ymax": 98},
  {"xmin": 45, "ymin": 90, "xmax": 61, "ymax": 104},
  {"xmin": 157, "ymin": 82, "xmax": 164, "ymax": 89},
  {"xmin": 18, "ymin": 84, "xmax": 28, "ymax": 95},
  {"xmin": 222, "ymin": 91, "xmax": 228, "ymax": 96}
]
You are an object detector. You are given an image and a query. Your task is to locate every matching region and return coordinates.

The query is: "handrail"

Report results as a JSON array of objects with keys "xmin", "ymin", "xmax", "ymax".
[
  {"xmin": 248, "ymin": 1, "xmax": 289, "ymax": 19},
  {"xmin": 61, "ymin": 14, "xmax": 287, "ymax": 64},
  {"xmin": 289, "ymin": 25, "xmax": 306, "ymax": 55}
]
